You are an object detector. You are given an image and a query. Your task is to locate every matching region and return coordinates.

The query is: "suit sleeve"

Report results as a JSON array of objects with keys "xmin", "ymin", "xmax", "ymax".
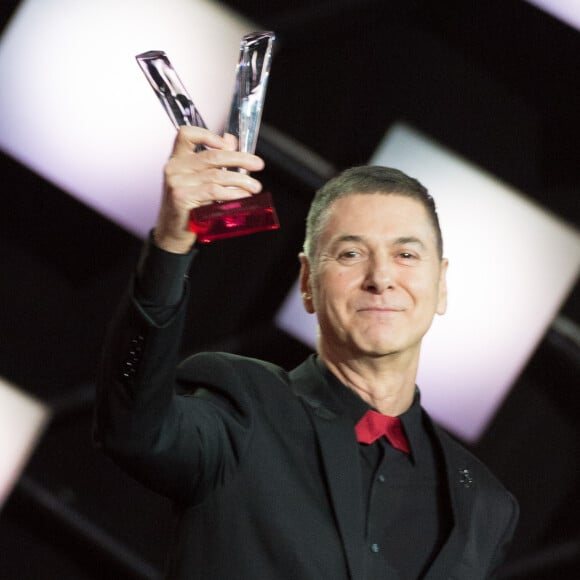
[{"xmin": 93, "ymin": 246, "xmax": 254, "ymax": 505}]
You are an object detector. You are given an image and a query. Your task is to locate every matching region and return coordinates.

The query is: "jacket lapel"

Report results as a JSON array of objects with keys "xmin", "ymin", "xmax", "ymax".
[
  {"xmin": 424, "ymin": 422, "xmax": 479, "ymax": 580},
  {"xmin": 290, "ymin": 357, "xmax": 365, "ymax": 580}
]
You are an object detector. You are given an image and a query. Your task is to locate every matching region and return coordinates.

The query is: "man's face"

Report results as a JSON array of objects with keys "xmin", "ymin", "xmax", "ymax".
[{"xmin": 300, "ymin": 193, "xmax": 448, "ymax": 364}]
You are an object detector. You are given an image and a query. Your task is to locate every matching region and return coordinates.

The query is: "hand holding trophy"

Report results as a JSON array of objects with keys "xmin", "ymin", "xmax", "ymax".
[{"xmin": 136, "ymin": 32, "xmax": 278, "ymax": 243}]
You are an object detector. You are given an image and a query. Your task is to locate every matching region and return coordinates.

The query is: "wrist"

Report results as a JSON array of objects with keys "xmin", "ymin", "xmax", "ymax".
[{"xmin": 152, "ymin": 229, "xmax": 197, "ymax": 254}]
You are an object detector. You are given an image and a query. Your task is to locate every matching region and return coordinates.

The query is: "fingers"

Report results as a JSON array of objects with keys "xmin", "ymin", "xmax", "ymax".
[
  {"xmin": 166, "ymin": 126, "xmax": 264, "ymax": 206},
  {"xmin": 171, "ymin": 126, "xmax": 227, "ymax": 155},
  {"xmin": 164, "ymin": 161, "xmax": 263, "ymax": 207},
  {"xmin": 154, "ymin": 126, "xmax": 265, "ymax": 252},
  {"xmin": 170, "ymin": 126, "xmax": 264, "ymax": 174}
]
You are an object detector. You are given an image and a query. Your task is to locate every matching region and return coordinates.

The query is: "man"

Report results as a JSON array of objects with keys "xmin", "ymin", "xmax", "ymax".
[{"xmin": 95, "ymin": 126, "xmax": 518, "ymax": 579}]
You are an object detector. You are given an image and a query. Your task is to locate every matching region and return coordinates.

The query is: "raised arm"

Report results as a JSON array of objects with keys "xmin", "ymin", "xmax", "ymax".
[{"xmin": 94, "ymin": 127, "xmax": 265, "ymax": 502}]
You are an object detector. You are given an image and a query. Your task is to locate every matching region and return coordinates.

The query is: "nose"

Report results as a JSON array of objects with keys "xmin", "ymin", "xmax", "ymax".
[{"xmin": 362, "ymin": 255, "xmax": 394, "ymax": 294}]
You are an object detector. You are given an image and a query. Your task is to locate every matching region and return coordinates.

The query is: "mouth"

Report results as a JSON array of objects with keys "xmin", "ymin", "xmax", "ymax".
[{"xmin": 357, "ymin": 307, "xmax": 404, "ymax": 314}]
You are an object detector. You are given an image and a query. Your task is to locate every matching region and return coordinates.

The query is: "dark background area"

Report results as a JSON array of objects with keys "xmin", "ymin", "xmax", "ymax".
[{"xmin": 1, "ymin": 0, "xmax": 579, "ymax": 578}]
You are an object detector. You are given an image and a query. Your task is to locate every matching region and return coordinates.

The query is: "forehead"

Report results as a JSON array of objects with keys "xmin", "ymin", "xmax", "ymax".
[{"xmin": 320, "ymin": 193, "xmax": 434, "ymax": 243}]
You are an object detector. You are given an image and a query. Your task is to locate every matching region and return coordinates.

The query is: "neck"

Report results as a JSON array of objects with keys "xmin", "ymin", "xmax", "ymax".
[{"xmin": 319, "ymin": 346, "xmax": 418, "ymax": 416}]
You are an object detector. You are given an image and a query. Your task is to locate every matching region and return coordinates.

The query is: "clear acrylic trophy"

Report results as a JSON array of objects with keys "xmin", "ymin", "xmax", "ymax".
[{"xmin": 136, "ymin": 32, "xmax": 279, "ymax": 243}]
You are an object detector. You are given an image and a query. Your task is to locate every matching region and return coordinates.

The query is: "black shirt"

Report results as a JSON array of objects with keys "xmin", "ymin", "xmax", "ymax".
[{"xmin": 319, "ymin": 361, "xmax": 453, "ymax": 579}]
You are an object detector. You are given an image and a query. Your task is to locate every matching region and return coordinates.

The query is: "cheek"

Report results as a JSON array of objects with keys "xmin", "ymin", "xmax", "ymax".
[
  {"xmin": 411, "ymin": 280, "xmax": 443, "ymax": 311},
  {"xmin": 313, "ymin": 279, "xmax": 345, "ymax": 317},
  {"xmin": 316, "ymin": 272, "xmax": 352, "ymax": 303}
]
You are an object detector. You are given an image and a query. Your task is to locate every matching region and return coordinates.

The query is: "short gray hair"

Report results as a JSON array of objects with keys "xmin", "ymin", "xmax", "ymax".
[{"xmin": 303, "ymin": 165, "xmax": 443, "ymax": 262}]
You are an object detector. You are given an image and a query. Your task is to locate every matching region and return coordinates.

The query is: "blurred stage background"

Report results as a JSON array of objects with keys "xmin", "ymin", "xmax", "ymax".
[{"xmin": 0, "ymin": 1, "xmax": 579, "ymax": 578}]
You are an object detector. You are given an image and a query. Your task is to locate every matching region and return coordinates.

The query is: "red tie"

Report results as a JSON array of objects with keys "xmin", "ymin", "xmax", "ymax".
[{"xmin": 355, "ymin": 409, "xmax": 410, "ymax": 454}]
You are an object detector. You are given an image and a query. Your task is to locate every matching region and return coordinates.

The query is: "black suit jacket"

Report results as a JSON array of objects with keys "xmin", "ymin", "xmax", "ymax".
[{"xmin": 95, "ymin": 290, "xmax": 519, "ymax": 580}]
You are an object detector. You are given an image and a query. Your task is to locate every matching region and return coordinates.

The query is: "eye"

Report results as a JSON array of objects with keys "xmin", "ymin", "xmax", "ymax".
[
  {"xmin": 339, "ymin": 250, "xmax": 360, "ymax": 259},
  {"xmin": 396, "ymin": 251, "xmax": 419, "ymax": 263},
  {"xmin": 337, "ymin": 247, "xmax": 367, "ymax": 263}
]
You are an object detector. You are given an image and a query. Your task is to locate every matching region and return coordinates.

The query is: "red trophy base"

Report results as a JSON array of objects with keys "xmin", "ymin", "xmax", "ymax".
[{"xmin": 189, "ymin": 191, "xmax": 279, "ymax": 243}]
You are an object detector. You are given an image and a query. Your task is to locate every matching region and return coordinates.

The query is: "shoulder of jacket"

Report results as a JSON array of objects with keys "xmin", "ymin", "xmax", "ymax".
[
  {"xmin": 179, "ymin": 351, "xmax": 285, "ymax": 375},
  {"xmin": 177, "ymin": 351, "xmax": 291, "ymax": 397}
]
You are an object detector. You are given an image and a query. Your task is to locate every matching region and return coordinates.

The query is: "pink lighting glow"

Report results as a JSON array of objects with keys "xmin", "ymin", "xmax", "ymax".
[
  {"xmin": 0, "ymin": 377, "xmax": 50, "ymax": 508},
  {"xmin": 0, "ymin": 0, "xmax": 255, "ymax": 238},
  {"xmin": 525, "ymin": 0, "xmax": 580, "ymax": 32}
]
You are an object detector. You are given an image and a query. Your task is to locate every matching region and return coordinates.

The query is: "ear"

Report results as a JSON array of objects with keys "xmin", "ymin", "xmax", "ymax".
[
  {"xmin": 436, "ymin": 258, "xmax": 449, "ymax": 316},
  {"xmin": 299, "ymin": 253, "xmax": 315, "ymax": 314}
]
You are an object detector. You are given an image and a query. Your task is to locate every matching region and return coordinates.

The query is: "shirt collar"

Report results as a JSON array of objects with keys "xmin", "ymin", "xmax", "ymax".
[{"xmin": 315, "ymin": 356, "xmax": 424, "ymax": 458}]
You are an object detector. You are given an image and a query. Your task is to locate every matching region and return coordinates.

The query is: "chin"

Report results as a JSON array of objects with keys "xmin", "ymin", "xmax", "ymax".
[
  {"xmin": 356, "ymin": 336, "xmax": 421, "ymax": 359},
  {"xmin": 354, "ymin": 342, "xmax": 403, "ymax": 358}
]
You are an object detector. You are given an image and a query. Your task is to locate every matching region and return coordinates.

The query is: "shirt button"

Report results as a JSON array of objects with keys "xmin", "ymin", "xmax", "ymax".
[
  {"xmin": 377, "ymin": 474, "xmax": 385, "ymax": 483},
  {"xmin": 370, "ymin": 543, "xmax": 380, "ymax": 553}
]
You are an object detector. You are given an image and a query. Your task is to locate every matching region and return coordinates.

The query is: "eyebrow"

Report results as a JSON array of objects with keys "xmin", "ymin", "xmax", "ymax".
[
  {"xmin": 393, "ymin": 236, "xmax": 425, "ymax": 248},
  {"xmin": 331, "ymin": 234, "xmax": 426, "ymax": 248},
  {"xmin": 333, "ymin": 234, "xmax": 364, "ymax": 244}
]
